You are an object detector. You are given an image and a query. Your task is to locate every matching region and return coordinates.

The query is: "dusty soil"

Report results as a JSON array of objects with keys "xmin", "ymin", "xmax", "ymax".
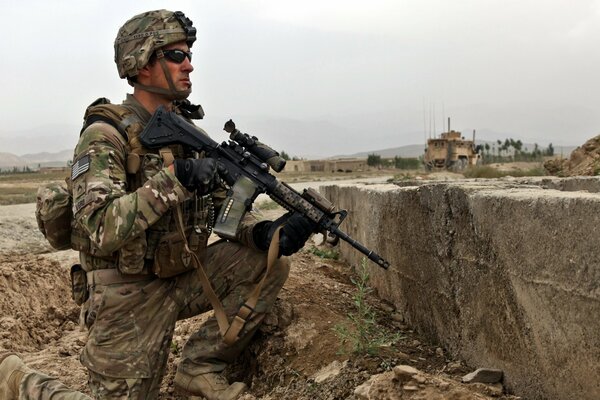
[
  {"xmin": 544, "ymin": 134, "xmax": 600, "ymax": 176},
  {"xmin": 0, "ymin": 200, "xmax": 520, "ymax": 399}
]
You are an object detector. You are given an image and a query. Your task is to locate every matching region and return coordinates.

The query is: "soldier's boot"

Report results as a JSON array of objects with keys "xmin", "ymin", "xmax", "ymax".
[
  {"xmin": 174, "ymin": 370, "xmax": 247, "ymax": 400},
  {"xmin": 0, "ymin": 352, "xmax": 33, "ymax": 400}
]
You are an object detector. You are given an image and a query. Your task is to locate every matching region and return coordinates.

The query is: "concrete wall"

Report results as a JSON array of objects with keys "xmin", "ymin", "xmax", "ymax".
[{"xmin": 321, "ymin": 177, "xmax": 600, "ymax": 400}]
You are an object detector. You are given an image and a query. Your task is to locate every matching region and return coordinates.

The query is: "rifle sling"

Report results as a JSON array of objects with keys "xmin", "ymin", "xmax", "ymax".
[{"xmin": 174, "ymin": 205, "xmax": 281, "ymax": 346}]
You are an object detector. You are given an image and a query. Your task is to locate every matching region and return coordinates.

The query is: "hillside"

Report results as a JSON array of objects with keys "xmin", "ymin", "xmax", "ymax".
[{"xmin": 0, "ymin": 149, "xmax": 71, "ymax": 169}]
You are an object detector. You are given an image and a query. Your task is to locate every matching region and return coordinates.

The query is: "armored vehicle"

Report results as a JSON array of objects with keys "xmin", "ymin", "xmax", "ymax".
[{"xmin": 423, "ymin": 121, "xmax": 481, "ymax": 171}]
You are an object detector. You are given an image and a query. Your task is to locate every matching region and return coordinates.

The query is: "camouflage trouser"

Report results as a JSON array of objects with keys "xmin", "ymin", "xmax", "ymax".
[{"xmin": 19, "ymin": 240, "xmax": 290, "ymax": 399}]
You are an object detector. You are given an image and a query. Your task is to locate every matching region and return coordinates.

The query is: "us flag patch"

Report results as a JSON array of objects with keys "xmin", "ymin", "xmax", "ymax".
[{"xmin": 71, "ymin": 154, "xmax": 91, "ymax": 181}]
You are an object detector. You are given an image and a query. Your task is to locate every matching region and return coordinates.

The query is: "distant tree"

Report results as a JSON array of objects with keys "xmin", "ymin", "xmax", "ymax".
[
  {"xmin": 515, "ymin": 139, "xmax": 523, "ymax": 152},
  {"xmin": 546, "ymin": 143, "xmax": 554, "ymax": 156},
  {"xmin": 367, "ymin": 154, "xmax": 382, "ymax": 167},
  {"xmin": 280, "ymin": 150, "xmax": 290, "ymax": 161},
  {"xmin": 393, "ymin": 156, "xmax": 420, "ymax": 169},
  {"xmin": 532, "ymin": 143, "xmax": 542, "ymax": 159}
]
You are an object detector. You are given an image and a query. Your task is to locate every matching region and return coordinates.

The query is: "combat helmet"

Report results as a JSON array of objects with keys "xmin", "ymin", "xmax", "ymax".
[{"xmin": 114, "ymin": 9, "xmax": 196, "ymax": 99}]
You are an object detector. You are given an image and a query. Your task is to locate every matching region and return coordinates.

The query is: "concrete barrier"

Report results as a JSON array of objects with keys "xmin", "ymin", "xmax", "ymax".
[{"xmin": 321, "ymin": 177, "xmax": 600, "ymax": 400}]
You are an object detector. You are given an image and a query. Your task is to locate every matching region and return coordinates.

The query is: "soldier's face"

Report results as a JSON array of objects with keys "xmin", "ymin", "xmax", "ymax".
[{"xmin": 148, "ymin": 41, "xmax": 194, "ymax": 92}]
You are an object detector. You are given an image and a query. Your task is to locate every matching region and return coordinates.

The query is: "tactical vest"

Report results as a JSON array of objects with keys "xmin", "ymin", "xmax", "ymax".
[{"xmin": 72, "ymin": 98, "xmax": 213, "ymax": 274}]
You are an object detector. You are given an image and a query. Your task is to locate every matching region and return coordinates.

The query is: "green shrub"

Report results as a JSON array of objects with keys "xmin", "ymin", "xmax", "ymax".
[
  {"xmin": 333, "ymin": 259, "xmax": 401, "ymax": 355},
  {"xmin": 308, "ymin": 246, "xmax": 339, "ymax": 260}
]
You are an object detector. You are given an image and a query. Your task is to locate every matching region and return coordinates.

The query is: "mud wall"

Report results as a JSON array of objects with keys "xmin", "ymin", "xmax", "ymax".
[{"xmin": 322, "ymin": 177, "xmax": 600, "ymax": 400}]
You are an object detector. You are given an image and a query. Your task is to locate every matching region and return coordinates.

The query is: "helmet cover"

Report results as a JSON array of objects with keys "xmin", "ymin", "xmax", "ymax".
[{"xmin": 114, "ymin": 10, "xmax": 196, "ymax": 79}]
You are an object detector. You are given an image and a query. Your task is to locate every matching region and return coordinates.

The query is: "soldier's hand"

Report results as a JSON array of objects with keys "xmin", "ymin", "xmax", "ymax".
[
  {"xmin": 253, "ymin": 212, "xmax": 317, "ymax": 256},
  {"xmin": 173, "ymin": 158, "xmax": 218, "ymax": 195}
]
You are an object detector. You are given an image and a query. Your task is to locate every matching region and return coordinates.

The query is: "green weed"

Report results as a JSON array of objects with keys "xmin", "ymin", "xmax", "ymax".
[
  {"xmin": 334, "ymin": 259, "xmax": 400, "ymax": 355},
  {"xmin": 308, "ymin": 246, "xmax": 339, "ymax": 260}
]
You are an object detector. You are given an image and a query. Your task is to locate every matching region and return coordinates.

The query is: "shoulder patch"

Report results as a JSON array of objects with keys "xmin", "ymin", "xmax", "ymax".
[{"xmin": 71, "ymin": 154, "xmax": 91, "ymax": 181}]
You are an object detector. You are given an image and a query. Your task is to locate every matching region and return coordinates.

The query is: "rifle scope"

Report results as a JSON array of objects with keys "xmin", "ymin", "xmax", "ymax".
[{"xmin": 223, "ymin": 120, "xmax": 286, "ymax": 172}]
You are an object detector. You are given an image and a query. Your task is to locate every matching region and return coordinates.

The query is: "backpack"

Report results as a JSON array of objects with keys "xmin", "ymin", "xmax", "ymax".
[{"xmin": 35, "ymin": 98, "xmax": 135, "ymax": 251}]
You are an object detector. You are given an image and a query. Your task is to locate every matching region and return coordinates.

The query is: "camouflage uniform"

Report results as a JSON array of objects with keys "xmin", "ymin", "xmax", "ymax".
[
  {"xmin": 15, "ymin": 9, "xmax": 291, "ymax": 400},
  {"xmin": 19, "ymin": 95, "xmax": 289, "ymax": 400}
]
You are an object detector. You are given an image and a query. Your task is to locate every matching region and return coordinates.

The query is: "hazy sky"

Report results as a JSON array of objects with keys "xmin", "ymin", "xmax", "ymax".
[{"xmin": 2, "ymin": 0, "xmax": 600, "ymax": 156}]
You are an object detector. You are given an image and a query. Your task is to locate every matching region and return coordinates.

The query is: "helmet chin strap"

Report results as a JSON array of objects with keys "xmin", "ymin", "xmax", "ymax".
[{"xmin": 132, "ymin": 55, "xmax": 191, "ymax": 101}]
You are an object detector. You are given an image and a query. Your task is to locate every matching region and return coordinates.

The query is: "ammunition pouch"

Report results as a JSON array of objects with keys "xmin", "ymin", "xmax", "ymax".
[
  {"xmin": 70, "ymin": 264, "xmax": 89, "ymax": 306},
  {"xmin": 152, "ymin": 226, "xmax": 208, "ymax": 278},
  {"xmin": 118, "ymin": 233, "xmax": 147, "ymax": 274}
]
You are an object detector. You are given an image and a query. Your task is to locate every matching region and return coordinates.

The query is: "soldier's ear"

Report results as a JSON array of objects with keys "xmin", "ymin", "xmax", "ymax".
[{"xmin": 138, "ymin": 65, "xmax": 152, "ymax": 78}]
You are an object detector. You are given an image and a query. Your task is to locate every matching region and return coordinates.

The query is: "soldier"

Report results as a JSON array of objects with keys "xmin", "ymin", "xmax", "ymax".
[{"xmin": 0, "ymin": 9, "xmax": 314, "ymax": 400}]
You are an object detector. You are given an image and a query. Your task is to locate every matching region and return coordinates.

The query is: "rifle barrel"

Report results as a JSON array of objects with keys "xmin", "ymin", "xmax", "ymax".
[{"xmin": 331, "ymin": 227, "xmax": 390, "ymax": 269}]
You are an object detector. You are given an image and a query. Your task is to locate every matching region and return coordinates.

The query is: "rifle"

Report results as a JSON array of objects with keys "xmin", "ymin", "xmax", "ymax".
[{"xmin": 139, "ymin": 106, "xmax": 390, "ymax": 269}]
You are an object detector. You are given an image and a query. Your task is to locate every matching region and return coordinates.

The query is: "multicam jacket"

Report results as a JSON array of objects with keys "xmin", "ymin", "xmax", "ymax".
[{"xmin": 71, "ymin": 94, "xmax": 260, "ymax": 274}]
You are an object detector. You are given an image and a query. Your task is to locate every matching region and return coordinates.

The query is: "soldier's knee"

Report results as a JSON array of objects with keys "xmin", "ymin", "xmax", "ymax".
[{"xmin": 272, "ymin": 256, "xmax": 290, "ymax": 285}]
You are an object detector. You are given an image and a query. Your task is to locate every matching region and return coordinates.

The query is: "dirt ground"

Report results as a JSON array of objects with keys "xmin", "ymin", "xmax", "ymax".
[{"xmin": 0, "ymin": 198, "xmax": 520, "ymax": 399}]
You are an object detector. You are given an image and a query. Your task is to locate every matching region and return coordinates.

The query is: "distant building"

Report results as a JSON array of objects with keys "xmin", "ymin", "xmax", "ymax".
[
  {"xmin": 280, "ymin": 158, "xmax": 367, "ymax": 173},
  {"xmin": 39, "ymin": 166, "xmax": 69, "ymax": 174}
]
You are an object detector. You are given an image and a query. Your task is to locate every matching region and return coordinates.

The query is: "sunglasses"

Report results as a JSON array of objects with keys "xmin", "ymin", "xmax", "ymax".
[{"xmin": 161, "ymin": 49, "xmax": 193, "ymax": 64}]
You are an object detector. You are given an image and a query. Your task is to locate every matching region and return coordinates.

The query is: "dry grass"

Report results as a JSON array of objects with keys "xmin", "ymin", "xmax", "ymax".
[
  {"xmin": 0, "ymin": 187, "xmax": 38, "ymax": 205},
  {"xmin": 0, "ymin": 171, "xmax": 68, "ymax": 182},
  {"xmin": 0, "ymin": 171, "xmax": 68, "ymax": 205}
]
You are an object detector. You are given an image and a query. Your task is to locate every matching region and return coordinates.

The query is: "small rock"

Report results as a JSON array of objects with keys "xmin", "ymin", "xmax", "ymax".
[
  {"xmin": 354, "ymin": 377, "xmax": 374, "ymax": 399},
  {"xmin": 413, "ymin": 374, "xmax": 426, "ymax": 384},
  {"xmin": 63, "ymin": 321, "xmax": 77, "ymax": 331},
  {"xmin": 312, "ymin": 233, "xmax": 325, "ymax": 246},
  {"xmin": 58, "ymin": 348, "xmax": 72, "ymax": 357},
  {"xmin": 403, "ymin": 385, "xmax": 419, "ymax": 391},
  {"xmin": 435, "ymin": 347, "xmax": 444, "ymax": 357},
  {"xmin": 379, "ymin": 303, "xmax": 395, "ymax": 313},
  {"xmin": 393, "ymin": 365, "xmax": 419, "ymax": 382},
  {"xmin": 312, "ymin": 360, "xmax": 348, "ymax": 383},
  {"xmin": 390, "ymin": 312, "xmax": 404, "ymax": 323},
  {"xmin": 446, "ymin": 361, "xmax": 463, "ymax": 373},
  {"xmin": 462, "ymin": 368, "xmax": 504, "ymax": 384},
  {"xmin": 410, "ymin": 339, "xmax": 421, "ymax": 347}
]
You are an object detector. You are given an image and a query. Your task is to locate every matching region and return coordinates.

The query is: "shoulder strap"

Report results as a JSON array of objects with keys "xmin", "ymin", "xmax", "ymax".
[
  {"xmin": 80, "ymin": 98, "xmax": 138, "ymax": 141},
  {"xmin": 82, "ymin": 114, "xmax": 128, "ymax": 141}
]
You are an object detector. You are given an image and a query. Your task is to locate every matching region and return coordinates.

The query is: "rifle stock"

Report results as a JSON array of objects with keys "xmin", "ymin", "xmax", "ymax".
[{"xmin": 139, "ymin": 106, "xmax": 390, "ymax": 269}]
